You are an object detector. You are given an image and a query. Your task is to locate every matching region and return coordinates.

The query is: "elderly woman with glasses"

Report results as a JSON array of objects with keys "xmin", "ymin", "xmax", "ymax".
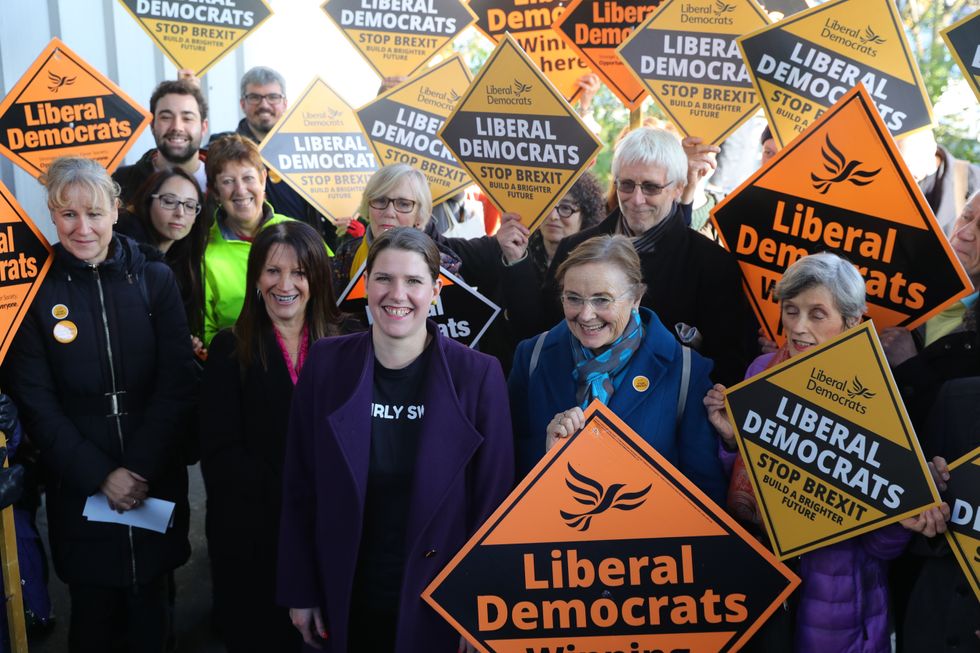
[
  {"xmin": 331, "ymin": 163, "xmax": 435, "ymax": 295},
  {"xmin": 508, "ymin": 234, "xmax": 727, "ymax": 502}
]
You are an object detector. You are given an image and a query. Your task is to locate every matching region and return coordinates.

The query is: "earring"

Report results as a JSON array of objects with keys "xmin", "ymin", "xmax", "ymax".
[{"xmin": 256, "ymin": 288, "xmax": 262, "ymax": 297}]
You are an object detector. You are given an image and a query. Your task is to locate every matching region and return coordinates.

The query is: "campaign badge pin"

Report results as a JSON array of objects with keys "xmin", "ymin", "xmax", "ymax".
[
  {"xmin": 53, "ymin": 320, "xmax": 77, "ymax": 344},
  {"xmin": 51, "ymin": 304, "xmax": 68, "ymax": 320},
  {"xmin": 632, "ymin": 375, "xmax": 650, "ymax": 392}
]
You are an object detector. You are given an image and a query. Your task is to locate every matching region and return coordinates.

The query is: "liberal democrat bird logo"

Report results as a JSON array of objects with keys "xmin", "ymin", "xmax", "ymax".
[
  {"xmin": 810, "ymin": 135, "xmax": 881, "ymax": 194},
  {"xmin": 47, "ymin": 71, "xmax": 76, "ymax": 93},
  {"xmin": 846, "ymin": 376, "xmax": 876, "ymax": 400},
  {"xmin": 513, "ymin": 80, "xmax": 532, "ymax": 96},
  {"xmin": 714, "ymin": 0, "xmax": 736, "ymax": 15},
  {"xmin": 560, "ymin": 463, "xmax": 651, "ymax": 531},
  {"xmin": 327, "ymin": 108, "xmax": 342, "ymax": 120},
  {"xmin": 449, "ymin": 89, "xmax": 461, "ymax": 103},
  {"xmin": 860, "ymin": 26, "xmax": 886, "ymax": 45}
]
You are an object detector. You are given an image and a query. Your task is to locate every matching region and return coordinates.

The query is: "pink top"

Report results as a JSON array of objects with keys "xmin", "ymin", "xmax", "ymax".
[{"xmin": 273, "ymin": 323, "xmax": 309, "ymax": 385}]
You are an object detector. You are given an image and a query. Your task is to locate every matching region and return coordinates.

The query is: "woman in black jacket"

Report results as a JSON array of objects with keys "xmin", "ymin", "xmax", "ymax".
[
  {"xmin": 115, "ymin": 167, "xmax": 208, "ymax": 350},
  {"xmin": 3, "ymin": 156, "xmax": 198, "ymax": 652},
  {"xmin": 200, "ymin": 221, "xmax": 346, "ymax": 652}
]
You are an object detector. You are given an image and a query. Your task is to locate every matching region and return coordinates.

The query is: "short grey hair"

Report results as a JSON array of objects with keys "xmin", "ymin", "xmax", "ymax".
[
  {"xmin": 360, "ymin": 163, "xmax": 432, "ymax": 232},
  {"xmin": 775, "ymin": 252, "xmax": 867, "ymax": 325},
  {"xmin": 240, "ymin": 66, "xmax": 286, "ymax": 98},
  {"xmin": 41, "ymin": 156, "xmax": 119, "ymax": 212},
  {"xmin": 612, "ymin": 127, "xmax": 687, "ymax": 187}
]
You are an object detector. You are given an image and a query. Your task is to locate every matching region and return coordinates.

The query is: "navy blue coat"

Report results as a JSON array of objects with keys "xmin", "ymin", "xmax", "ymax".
[
  {"xmin": 276, "ymin": 323, "xmax": 514, "ymax": 652},
  {"xmin": 508, "ymin": 308, "xmax": 727, "ymax": 505}
]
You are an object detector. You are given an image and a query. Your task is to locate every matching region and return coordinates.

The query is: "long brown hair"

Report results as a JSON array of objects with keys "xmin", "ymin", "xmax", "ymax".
[
  {"xmin": 234, "ymin": 221, "xmax": 343, "ymax": 369},
  {"xmin": 131, "ymin": 168, "xmax": 207, "ymax": 336}
]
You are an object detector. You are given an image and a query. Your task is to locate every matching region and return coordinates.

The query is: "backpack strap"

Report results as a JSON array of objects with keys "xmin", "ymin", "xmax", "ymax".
[
  {"xmin": 528, "ymin": 331, "xmax": 548, "ymax": 377},
  {"xmin": 676, "ymin": 345, "xmax": 691, "ymax": 431}
]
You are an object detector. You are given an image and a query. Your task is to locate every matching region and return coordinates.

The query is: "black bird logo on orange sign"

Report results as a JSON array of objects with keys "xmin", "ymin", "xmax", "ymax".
[{"xmin": 560, "ymin": 463, "xmax": 651, "ymax": 531}]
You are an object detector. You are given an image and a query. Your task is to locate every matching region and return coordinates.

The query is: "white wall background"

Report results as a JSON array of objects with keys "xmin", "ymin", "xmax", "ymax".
[{"xmin": 0, "ymin": 0, "xmax": 381, "ymax": 242}]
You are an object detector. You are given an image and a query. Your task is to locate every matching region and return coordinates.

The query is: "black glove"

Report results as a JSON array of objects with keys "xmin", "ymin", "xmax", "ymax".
[
  {"xmin": 0, "ymin": 394, "xmax": 18, "ymax": 435},
  {"xmin": 0, "ymin": 464, "xmax": 24, "ymax": 510}
]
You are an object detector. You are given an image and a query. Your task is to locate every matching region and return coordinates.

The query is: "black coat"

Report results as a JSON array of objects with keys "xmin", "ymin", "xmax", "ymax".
[
  {"xmin": 897, "ymin": 377, "xmax": 980, "ymax": 652},
  {"xmin": 3, "ymin": 235, "xmax": 197, "ymax": 587},
  {"xmin": 503, "ymin": 207, "xmax": 755, "ymax": 386},
  {"xmin": 199, "ymin": 327, "xmax": 303, "ymax": 651}
]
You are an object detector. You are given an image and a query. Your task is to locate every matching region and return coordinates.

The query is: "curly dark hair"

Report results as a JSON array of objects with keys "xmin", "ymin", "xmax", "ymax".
[{"xmin": 564, "ymin": 171, "xmax": 605, "ymax": 230}]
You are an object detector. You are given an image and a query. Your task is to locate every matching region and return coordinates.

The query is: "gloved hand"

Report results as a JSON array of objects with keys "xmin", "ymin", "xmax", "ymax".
[
  {"xmin": 0, "ymin": 394, "xmax": 18, "ymax": 435},
  {"xmin": 0, "ymin": 464, "xmax": 24, "ymax": 510}
]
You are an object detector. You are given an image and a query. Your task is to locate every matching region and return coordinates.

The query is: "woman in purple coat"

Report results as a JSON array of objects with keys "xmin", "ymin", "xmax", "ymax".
[
  {"xmin": 277, "ymin": 227, "xmax": 514, "ymax": 652},
  {"xmin": 704, "ymin": 252, "xmax": 950, "ymax": 653}
]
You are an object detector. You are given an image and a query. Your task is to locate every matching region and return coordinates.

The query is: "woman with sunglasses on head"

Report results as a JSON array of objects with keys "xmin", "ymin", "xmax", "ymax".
[
  {"xmin": 117, "ymin": 168, "xmax": 208, "ymax": 352},
  {"xmin": 508, "ymin": 234, "xmax": 727, "ymax": 501}
]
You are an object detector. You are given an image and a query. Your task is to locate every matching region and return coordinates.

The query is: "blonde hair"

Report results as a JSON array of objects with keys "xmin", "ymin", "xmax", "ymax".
[
  {"xmin": 359, "ymin": 163, "xmax": 432, "ymax": 232},
  {"xmin": 41, "ymin": 156, "xmax": 119, "ymax": 213}
]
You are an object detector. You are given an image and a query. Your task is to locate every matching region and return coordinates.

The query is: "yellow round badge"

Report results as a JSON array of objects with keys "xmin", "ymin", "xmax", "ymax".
[
  {"xmin": 53, "ymin": 320, "xmax": 78, "ymax": 344},
  {"xmin": 51, "ymin": 304, "xmax": 69, "ymax": 320},
  {"xmin": 632, "ymin": 375, "xmax": 650, "ymax": 392}
]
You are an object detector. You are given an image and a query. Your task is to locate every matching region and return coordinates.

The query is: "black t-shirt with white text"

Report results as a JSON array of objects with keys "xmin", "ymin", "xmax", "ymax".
[{"xmin": 349, "ymin": 343, "xmax": 432, "ymax": 645}]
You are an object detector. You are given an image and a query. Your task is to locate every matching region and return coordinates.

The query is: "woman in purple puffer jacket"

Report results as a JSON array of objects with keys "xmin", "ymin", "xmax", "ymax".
[{"xmin": 704, "ymin": 252, "xmax": 950, "ymax": 653}]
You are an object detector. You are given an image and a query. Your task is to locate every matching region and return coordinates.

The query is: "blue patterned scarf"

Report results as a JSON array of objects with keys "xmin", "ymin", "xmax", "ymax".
[{"xmin": 571, "ymin": 309, "xmax": 644, "ymax": 408}]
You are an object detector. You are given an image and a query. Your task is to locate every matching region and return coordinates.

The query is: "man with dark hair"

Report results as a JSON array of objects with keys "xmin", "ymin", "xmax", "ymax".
[
  {"xmin": 209, "ymin": 66, "xmax": 339, "ymax": 247},
  {"xmin": 113, "ymin": 80, "xmax": 209, "ymax": 206}
]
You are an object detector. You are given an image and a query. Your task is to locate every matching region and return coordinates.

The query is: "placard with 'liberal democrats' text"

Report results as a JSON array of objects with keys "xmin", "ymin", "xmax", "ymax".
[
  {"xmin": 0, "ymin": 38, "xmax": 150, "ymax": 178},
  {"xmin": 724, "ymin": 322, "xmax": 941, "ymax": 559},
  {"xmin": 710, "ymin": 84, "xmax": 972, "ymax": 343},
  {"xmin": 117, "ymin": 0, "xmax": 272, "ymax": 76},
  {"xmin": 941, "ymin": 8, "xmax": 980, "ymax": 105},
  {"xmin": 322, "ymin": 0, "xmax": 476, "ymax": 79},
  {"xmin": 552, "ymin": 0, "xmax": 655, "ymax": 110},
  {"xmin": 438, "ymin": 34, "xmax": 602, "ymax": 233},
  {"xmin": 943, "ymin": 448, "xmax": 980, "ymax": 603},
  {"xmin": 258, "ymin": 78, "xmax": 377, "ymax": 225},
  {"xmin": 466, "ymin": 0, "xmax": 590, "ymax": 102},
  {"xmin": 738, "ymin": 0, "xmax": 932, "ymax": 147},
  {"xmin": 356, "ymin": 55, "xmax": 473, "ymax": 207},
  {"xmin": 424, "ymin": 401, "xmax": 800, "ymax": 652},
  {"xmin": 618, "ymin": 0, "xmax": 769, "ymax": 144}
]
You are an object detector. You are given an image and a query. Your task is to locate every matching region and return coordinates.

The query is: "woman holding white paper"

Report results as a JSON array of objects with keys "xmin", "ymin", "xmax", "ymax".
[{"xmin": 2, "ymin": 156, "xmax": 198, "ymax": 653}]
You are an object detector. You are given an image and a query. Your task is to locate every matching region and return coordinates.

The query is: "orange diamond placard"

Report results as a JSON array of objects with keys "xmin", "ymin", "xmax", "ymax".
[
  {"xmin": 117, "ymin": 0, "xmax": 273, "ymax": 76},
  {"xmin": 423, "ymin": 401, "xmax": 799, "ymax": 653},
  {"xmin": 466, "ymin": 0, "xmax": 590, "ymax": 101},
  {"xmin": 710, "ymin": 84, "xmax": 972, "ymax": 343},
  {"xmin": 0, "ymin": 181, "xmax": 53, "ymax": 365},
  {"xmin": 552, "ymin": 0, "xmax": 655, "ymax": 110},
  {"xmin": 0, "ymin": 38, "xmax": 151, "ymax": 178}
]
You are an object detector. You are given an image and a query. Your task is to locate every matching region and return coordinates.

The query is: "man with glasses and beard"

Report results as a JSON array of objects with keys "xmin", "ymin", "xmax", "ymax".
[
  {"xmin": 114, "ymin": 80, "xmax": 209, "ymax": 206},
  {"xmin": 208, "ymin": 67, "xmax": 340, "ymax": 248}
]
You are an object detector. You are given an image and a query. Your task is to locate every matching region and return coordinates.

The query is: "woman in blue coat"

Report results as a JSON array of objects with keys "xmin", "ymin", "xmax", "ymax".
[
  {"xmin": 508, "ymin": 234, "xmax": 727, "ymax": 504},
  {"xmin": 277, "ymin": 227, "xmax": 514, "ymax": 652}
]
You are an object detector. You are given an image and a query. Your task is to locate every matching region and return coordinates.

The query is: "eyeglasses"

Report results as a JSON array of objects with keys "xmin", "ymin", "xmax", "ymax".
[
  {"xmin": 152, "ymin": 193, "xmax": 202, "ymax": 215},
  {"xmin": 615, "ymin": 179, "xmax": 671, "ymax": 196},
  {"xmin": 242, "ymin": 93, "xmax": 285, "ymax": 106},
  {"xmin": 368, "ymin": 197, "xmax": 417, "ymax": 214},
  {"xmin": 560, "ymin": 288, "xmax": 635, "ymax": 311},
  {"xmin": 551, "ymin": 203, "xmax": 580, "ymax": 219}
]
